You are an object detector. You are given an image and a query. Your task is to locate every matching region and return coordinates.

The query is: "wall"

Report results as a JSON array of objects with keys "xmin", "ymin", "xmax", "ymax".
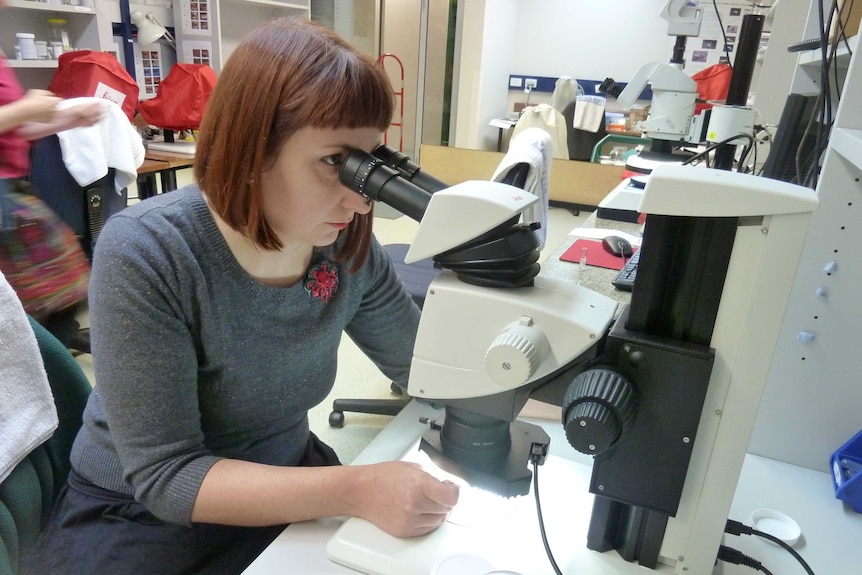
[
  {"xmin": 452, "ymin": 0, "xmax": 517, "ymax": 151},
  {"xmin": 509, "ymin": 0, "xmax": 675, "ymax": 81},
  {"xmin": 452, "ymin": 0, "xmax": 678, "ymax": 150}
]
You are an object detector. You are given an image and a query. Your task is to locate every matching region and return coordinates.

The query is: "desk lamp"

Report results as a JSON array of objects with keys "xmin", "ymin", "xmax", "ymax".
[{"xmin": 131, "ymin": 11, "xmax": 176, "ymax": 49}]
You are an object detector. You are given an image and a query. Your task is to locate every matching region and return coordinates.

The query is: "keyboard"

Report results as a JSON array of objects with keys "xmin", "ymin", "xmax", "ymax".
[{"xmin": 612, "ymin": 248, "xmax": 640, "ymax": 291}]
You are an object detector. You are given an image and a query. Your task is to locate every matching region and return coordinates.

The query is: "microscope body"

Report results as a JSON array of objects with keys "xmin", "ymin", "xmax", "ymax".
[{"xmin": 334, "ymin": 147, "xmax": 819, "ymax": 574}]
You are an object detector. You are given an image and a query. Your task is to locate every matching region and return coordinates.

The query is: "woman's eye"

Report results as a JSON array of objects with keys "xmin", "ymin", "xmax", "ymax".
[{"xmin": 322, "ymin": 154, "xmax": 343, "ymax": 167}]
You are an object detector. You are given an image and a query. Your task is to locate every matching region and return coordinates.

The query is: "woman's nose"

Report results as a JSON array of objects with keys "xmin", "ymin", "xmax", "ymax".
[{"xmin": 341, "ymin": 184, "xmax": 373, "ymax": 214}]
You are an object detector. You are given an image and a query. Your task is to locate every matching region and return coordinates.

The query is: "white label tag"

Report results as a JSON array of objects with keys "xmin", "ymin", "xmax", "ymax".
[{"xmin": 94, "ymin": 81, "xmax": 127, "ymax": 108}]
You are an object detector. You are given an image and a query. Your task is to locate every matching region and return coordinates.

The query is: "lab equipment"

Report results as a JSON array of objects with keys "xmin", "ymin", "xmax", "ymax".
[{"xmin": 330, "ymin": 146, "xmax": 818, "ymax": 574}]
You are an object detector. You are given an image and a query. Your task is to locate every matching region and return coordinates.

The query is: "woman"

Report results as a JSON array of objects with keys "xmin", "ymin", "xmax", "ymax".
[{"xmin": 24, "ymin": 18, "xmax": 458, "ymax": 574}]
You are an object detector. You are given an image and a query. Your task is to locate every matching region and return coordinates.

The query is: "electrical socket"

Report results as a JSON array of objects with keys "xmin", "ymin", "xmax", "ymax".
[{"xmin": 524, "ymin": 78, "xmax": 537, "ymax": 89}]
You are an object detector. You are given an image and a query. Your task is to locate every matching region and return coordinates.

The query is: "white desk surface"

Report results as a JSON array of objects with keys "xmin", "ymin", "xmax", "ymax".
[{"xmin": 243, "ymin": 400, "xmax": 862, "ymax": 575}]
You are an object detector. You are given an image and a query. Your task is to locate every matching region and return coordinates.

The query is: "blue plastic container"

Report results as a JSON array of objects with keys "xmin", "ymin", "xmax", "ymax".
[{"xmin": 831, "ymin": 429, "xmax": 862, "ymax": 513}]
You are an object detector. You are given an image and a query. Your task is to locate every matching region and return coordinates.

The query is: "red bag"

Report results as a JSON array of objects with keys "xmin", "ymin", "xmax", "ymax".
[
  {"xmin": 0, "ymin": 185, "xmax": 90, "ymax": 320},
  {"xmin": 691, "ymin": 64, "xmax": 732, "ymax": 115},
  {"xmin": 48, "ymin": 50, "xmax": 139, "ymax": 122},
  {"xmin": 138, "ymin": 64, "xmax": 217, "ymax": 131}
]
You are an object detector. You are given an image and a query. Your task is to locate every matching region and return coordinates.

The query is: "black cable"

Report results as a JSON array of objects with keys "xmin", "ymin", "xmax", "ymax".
[
  {"xmin": 531, "ymin": 458, "xmax": 563, "ymax": 575},
  {"xmin": 797, "ymin": 0, "xmax": 853, "ymax": 189},
  {"xmin": 717, "ymin": 545, "xmax": 775, "ymax": 575},
  {"xmin": 725, "ymin": 519, "xmax": 816, "ymax": 575},
  {"xmin": 712, "ymin": 0, "xmax": 734, "ymax": 70},
  {"xmin": 680, "ymin": 133, "xmax": 755, "ymax": 168}
]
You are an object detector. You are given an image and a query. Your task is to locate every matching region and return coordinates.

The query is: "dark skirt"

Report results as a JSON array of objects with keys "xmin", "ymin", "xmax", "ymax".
[{"xmin": 22, "ymin": 433, "xmax": 341, "ymax": 575}]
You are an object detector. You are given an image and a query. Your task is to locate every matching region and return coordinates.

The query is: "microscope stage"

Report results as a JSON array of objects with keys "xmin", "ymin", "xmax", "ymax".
[{"xmin": 326, "ymin": 438, "xmax": 676, "ymax": 575}]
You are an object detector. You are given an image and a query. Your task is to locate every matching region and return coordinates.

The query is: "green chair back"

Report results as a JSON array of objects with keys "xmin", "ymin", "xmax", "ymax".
[{"xmin": 0, "ymin": 317, "xmax": 92, "ymax": 574}]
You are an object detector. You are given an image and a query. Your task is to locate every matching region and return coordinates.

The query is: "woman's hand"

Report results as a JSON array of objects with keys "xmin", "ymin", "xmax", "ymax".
[
  {"xmin": 61, "ymin": 101, "xmax": 104, "ymax": 129},
  {"xmin": 350, "ymin": 461, "xmax": 460, "ymax": 537},
  {"xmin": 16, "ymin": 90, "xmax": 61, "ymax": 124}
]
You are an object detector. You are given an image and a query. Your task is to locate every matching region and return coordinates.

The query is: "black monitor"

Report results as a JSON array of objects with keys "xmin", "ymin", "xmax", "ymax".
[{"xmin": 760, "ymin": 93, "xmax": 827, "ymax": 186}]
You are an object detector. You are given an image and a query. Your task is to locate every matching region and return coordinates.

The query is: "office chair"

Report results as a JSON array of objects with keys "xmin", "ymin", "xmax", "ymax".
[
  {"xmin": 327, "ymin": 165, "xmax": 534, "ymax": 428},
  {"xmin": 328, "ymin": 244, "xmax": 441, "ymax": 428},
  {"xmin": 562, "ymin": 96, "xmax": 610, "ymax": 162},
  {"xmin": 27, "ymin": 135, "xmax": 129, "ymax": 354},
  {"xmin": 0, "ymin": 317, "xmax": 92, "ymax": 575}
]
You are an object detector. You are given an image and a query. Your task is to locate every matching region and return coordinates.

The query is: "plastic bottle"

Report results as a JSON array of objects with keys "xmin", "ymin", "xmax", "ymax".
[
  {"xmin": 35, "ymin": 41, "xmax": 49, "ymax": 60},
  {"xmin": 16, "ymin": 33, "xmax": 38, "ymax": 60},
  {"xmin": 49, "ymin": 41, "xmax": 64, "ymax": 60}
]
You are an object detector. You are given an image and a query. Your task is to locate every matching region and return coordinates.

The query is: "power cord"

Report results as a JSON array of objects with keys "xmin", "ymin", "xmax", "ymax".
[
  {"xmin": 717, "ymin": 545, "xmax": 775, "ymax": 575},
  {"xmin": 680, "ymin": 133, "xmax": 756, "ymax": 170},
  {"xmin": 725, "ymin": 519, "xmax": 816, "ymax": 575},
  {"xmin": 712, "ymin": 0, "xmax": 734, "ymax": 70},
  {"xmin": 531, "ymin": 445, "xmax": 563, "ymax": 575}
]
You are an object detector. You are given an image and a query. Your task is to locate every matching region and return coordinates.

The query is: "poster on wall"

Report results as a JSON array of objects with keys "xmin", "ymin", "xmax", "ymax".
[
  {"xmin": 684, "ymin": 0, "xmax": 771, "ymax": 74},
  {"xmin": 180, "ymin": 0, "xmax": 213, "ymax": 36}
]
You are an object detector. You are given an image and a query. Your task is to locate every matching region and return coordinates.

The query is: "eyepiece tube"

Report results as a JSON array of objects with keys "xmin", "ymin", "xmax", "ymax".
[
  {"xmin": 372, "ymin": 145, "xmax": 448, "ymax": 193},
  {"xmin": 339, "ymin": 150, "xmax": 433, "ymax": 223}
]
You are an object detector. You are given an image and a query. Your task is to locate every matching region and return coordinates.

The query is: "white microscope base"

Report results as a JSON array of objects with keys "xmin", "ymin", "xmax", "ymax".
[{"xmin": 326, "ymin": 440, "xmax": 676, "ymax": 575}]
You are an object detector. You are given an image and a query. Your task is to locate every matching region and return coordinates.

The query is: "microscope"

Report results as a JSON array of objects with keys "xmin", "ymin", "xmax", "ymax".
[{"xmin": 330, "ymin": 145, "xmax": 818, "ymax": 574}]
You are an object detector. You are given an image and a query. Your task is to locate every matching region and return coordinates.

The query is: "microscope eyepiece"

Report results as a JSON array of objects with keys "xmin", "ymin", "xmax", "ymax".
[
  {"xmin": 338, "ymin": 149, "xmax": 433, "ymax": 223},
  {"xmin": 339, "ymin": 152, "xmax": 390, "ymax": 203},
  {"xmin": 372, "ymin": 145, "xmax": 448, "ymax": 193}
]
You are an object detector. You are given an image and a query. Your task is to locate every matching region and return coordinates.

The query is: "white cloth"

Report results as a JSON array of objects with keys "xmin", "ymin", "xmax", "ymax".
[
  {"xmin": 512, "ymin": 104, "xmax": 568, "ymax": 160},
  {"xmin": 550, "ymin": 76, "xmax": 580, "ymax": 114},
  {"xmin": 0, "ymin": 271, "xmax": 58, "ymax": 483},
  {"xmin": 571, "ymin": 95, "xmax": 607, "ymax": 133},
  {"xmin": 491, "ymin": 128, "xmax": 552, "ymax": 250},
  {"xmin": 56, "ymin": 97, "xmax": 145, "ymax": 194}
]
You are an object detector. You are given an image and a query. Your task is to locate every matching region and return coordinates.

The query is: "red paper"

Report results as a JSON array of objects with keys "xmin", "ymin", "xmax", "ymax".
[{"xmin": 559, "ymin": 239, "xmax": 634, "ymax": 271}]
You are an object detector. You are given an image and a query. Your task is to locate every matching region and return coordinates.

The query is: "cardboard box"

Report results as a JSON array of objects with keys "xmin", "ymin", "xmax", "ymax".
[{"xmin": 832, "ymin": 0, "xmax": 861, "ymax": 41}]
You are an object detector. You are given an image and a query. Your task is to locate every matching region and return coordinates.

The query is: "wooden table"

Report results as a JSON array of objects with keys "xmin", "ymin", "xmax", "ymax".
[{"xmin": 136, "ymin": 150, "xmax": 195, "ymax": 199}]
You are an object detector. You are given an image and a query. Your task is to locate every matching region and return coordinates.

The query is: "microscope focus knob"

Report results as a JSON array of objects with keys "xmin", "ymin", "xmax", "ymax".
[
  {"xmin": 485, "ymin": 316, "xmax": 550, "ymax": 389},
  {"xmin": 563, "ymin": 368, "xmax": 637, "ymax": 455}
]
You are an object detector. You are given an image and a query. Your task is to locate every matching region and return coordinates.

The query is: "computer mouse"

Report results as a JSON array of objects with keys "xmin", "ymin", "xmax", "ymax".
[{"xmin": 602, "ymin": 235, "xmax": 634, "ymax": 258}]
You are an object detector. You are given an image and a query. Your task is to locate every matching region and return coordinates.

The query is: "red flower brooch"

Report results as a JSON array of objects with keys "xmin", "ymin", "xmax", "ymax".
[{"xmin": 305, "ymin": 261, "xmax": 339, "ymax": 303}]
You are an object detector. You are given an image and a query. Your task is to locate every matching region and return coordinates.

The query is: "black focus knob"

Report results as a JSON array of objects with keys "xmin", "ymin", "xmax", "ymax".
[{"xmin": 563, "ymin": 367, "xmax": 637, "ymax": 455}]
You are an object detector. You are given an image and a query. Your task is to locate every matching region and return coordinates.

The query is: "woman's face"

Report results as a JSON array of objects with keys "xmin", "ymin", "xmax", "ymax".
[{"xmin": 259, "ymin": 126, "xmax": 380, "ymax": 249}]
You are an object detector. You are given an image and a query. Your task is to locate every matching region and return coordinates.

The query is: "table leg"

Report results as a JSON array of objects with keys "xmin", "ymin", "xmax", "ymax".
[
  {"xmin": 159, "ymin": 169, "xmax": 178, "ymax": 193},
  {"xmin": 137, "ymin": 174, "xmax": 157, "ymax": 200}
]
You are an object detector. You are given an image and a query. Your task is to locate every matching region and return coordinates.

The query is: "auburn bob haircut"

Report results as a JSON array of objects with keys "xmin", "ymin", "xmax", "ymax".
[{"xmin": 195, "ymin": 18, "xmax": 394, "ymax": 271}]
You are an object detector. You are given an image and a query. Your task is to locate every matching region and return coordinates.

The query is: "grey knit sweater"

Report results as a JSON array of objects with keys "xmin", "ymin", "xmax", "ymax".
[{"xmin": 70, "ymin": 185, "xmax": 420, "ymax": 525}]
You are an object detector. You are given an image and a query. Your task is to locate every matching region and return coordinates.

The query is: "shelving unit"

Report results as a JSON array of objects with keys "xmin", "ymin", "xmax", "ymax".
[
  {"xmin": 749, "ymin": 2, "xmax": 862, "ymax": 472},
  {"xmin": 1, "ymin": 0, "xmax": 112, "ymax": 89},
  {"xmin": 170, "ymin": 0, "xmax": 309, "ymax": 74}
]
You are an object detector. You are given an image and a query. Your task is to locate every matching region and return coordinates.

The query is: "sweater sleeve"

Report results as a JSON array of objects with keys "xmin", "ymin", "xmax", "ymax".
[
  {"xmin": 88, "ymin": 212, "xmax": 221, "ymax": 525},
  {"xmin": 344, "ymin": 239, "xmax": 421, "ymax": 388}
]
